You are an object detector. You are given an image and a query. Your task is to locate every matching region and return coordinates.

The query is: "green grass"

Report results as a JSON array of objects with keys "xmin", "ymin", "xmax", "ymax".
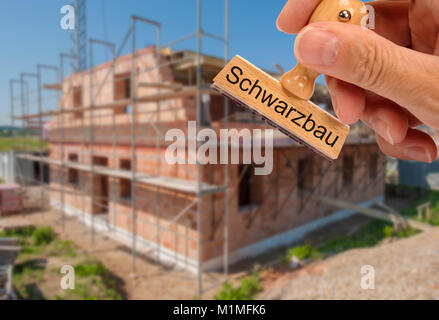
[
  {"xmin": 0, "ymin": 226, "xmax": 123, "ymax": 300},
  {"xmin": 47, "ymin": 240, "xmax": 77, "ymax": 258},
  {"xmin": 32, "ymin": 227, "xmax": 55, "ymax": 246},
  {"xmin": 14, "ymin": 260, "xmax": 45, "ymax": 276},
  {"xmin": 62, "ymin": 261, "xmax": 123, "ymax": 300},
  {"xmin": 74, "ymin": 261, "xmax": 109, "ymax": 277},
  {"xmin": 285, "ymin": 243, "xmax": 322, "ymax": 262},
  {"xmin": 0, "ymin": 136, "xmax": 48, "ymax": 152},
  {"xmin": 282, "ymin": 220, "xmax": 420, "ymax": 263},
  {"xmin": 215, "ymin": 267, "xmax": 262, "ymax": 300},
  {"xmin": 0, "ymin": 226, "xmax": 36, "ymax": 238}
]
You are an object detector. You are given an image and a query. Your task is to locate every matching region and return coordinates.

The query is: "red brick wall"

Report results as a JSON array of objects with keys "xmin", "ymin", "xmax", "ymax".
[
  {"xmin": 199, "ymin": 143, "xmax": 385, "ymax": 261},
  {"xmin": 50, "ymin": 142, "xmax": 384, "ymax": 263}
]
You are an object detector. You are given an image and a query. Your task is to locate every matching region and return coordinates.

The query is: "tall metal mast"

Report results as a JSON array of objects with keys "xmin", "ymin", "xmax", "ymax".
[{"xmin": 69, "ymin": 0, "xmax": 87, "ymax": 71}]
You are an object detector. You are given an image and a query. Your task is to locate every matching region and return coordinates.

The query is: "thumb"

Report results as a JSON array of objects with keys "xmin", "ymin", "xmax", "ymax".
[{"xmin": 294, "ymin": 22, "xmax": 439, "ymax": 126}]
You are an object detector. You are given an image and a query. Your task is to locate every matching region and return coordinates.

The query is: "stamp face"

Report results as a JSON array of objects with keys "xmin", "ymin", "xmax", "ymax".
[{"xmin": 212, "ymin": 55, "xmax": 349, "ymax": 160}]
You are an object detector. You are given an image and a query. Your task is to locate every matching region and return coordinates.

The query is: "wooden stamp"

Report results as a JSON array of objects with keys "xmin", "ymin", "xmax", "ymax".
[
  {"xmin": 211, "ymin": 0, "xmax": 366, "ymax": 161},
  {"xmin": 212, "ymin": 55, "xmax": 349, "ymax": 161},
  {"xmin": 281, "ymin": 0, "xmax": 366, "ymax": 100}
]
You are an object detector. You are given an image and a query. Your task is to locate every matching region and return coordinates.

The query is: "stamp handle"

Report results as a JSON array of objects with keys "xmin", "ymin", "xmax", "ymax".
[{"xmin": 280, "ymin": 0, "xmax": 366, "ymax": 100}]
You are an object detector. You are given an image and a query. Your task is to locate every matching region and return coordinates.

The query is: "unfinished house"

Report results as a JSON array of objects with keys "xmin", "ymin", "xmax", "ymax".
[
  {"xmin": 45, "ymin": 46, "xmax": 385, "ymax": 273},
  {"xmin": 11, "ymin": 11, "xmax": 385, "ymax": 296}
]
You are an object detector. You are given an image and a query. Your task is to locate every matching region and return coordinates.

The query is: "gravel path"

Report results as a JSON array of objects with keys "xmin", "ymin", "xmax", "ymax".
[{"xmin": 260, "ymin": 228, "xmax": 439, "ymax": 300}]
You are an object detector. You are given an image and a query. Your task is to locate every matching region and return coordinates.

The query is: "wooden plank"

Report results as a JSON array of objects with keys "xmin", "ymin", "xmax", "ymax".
[
  {"xmin": 375, "ymin": 201, "xmax": 408, "ymax": 229},
  {"xmin": 13, "ymin": 110, "xmax": 58, "ymax": 120},
  {"xmin": 137, "ymin": 82, "xmax": 183, "ymax": 91},
  {"xmin": 212, "ymin": 55, "xmax": 349, "ymax": 160},
  {"xmin": 16, "ymin": 154, "xmax": 222, "ymax": 194},
  {"xmin": 13, "ymin": 85, "xmax": 222, "ymax": 120},
  {"xmin": 43, "ymin": 83, "xmax": 62, "ymax": 91},
  {"xmin": 0, "ymin": 246, "xmax": 20, "ymax": 252},
  {"xmin": 0, "ymin": 239, "xmax": 19, "ymax": 246},
  {"xmin": 309, "ymin": 193, "xmax": 432, "ymax": 231}
]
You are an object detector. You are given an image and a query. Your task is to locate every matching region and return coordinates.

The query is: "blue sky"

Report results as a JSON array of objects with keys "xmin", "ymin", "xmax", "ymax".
[{"xmin": 0, "ymin": 0, "xmax": 312, "ymax": 125}]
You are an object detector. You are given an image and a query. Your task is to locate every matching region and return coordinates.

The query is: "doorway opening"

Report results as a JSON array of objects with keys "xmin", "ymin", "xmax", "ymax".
[{"xmin": 92, "ymin": 156, "xmax": 109, "ymax": 215}]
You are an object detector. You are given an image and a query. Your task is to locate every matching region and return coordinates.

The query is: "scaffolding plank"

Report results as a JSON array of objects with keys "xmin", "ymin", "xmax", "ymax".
[
  {"xmin": 137, "ymin": 82, "xmax": 183, "ymax": 91},
  {"xmin": 43, "ymin": 83, "xmax": 62, "ymax": 91},
  {"xmin": 308, "ymin": 193, "xmax": 432, "ymax": 231},
  {"xmin": 136, "ymin": 175, "xmax": 221, "ymax": 194},
  {"xmin": 13, "ymin": 110, "xmax": 58, "ymax": 120},
  {"xmin": 16, "ymin": 154, "xmax": 221, "ymax": 194},
  {"xmin": 13, "ymin": 85, "xmax": 222, "ymax": 120}
]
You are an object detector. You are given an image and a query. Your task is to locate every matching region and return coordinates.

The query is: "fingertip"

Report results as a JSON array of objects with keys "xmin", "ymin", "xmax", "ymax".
[
  {"xmin": 276, "ymin": 0, "xmax": 322, "ymax": 34},
  {"xmin": 379, "ymin": 107, "xmax": 408, "ymax": 145},
  {"xmin": 423, "ymin": 135, "xmax": 438, "ymax": 163},
  {"xmin": 276, "ymin": 1, "xmax": 294, "ymax": 34},
  {"xmin": 362, "ymin": 97, "xmax": 409, "ymax": 145},
  {"xmin": 377, "ymin": 129, "xmax": 438, "ymax": 163},
  {"xmin": 275, "ymin": 16, "xmax": 284, "ymax": 33},
  {"xmin": 325, "ymin": 76, "xmax": 339, "ymax": 115}
]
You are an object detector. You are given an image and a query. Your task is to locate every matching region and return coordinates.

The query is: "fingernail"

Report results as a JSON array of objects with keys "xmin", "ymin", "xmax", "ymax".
[
  {"xmin": 404, "ymin": 146, "xmax": 433, "ymax": 163},
  {"xmin": 333, "ymin": 100, "xmax": 339, "ymax": 117},
  {"xmin": 295, "ymin": 26, "xmax": 339, "ymax": 66},
  {"xmin": 371, "ymin": 117, "xmax": 394, "ymax": 145},
  {"xmin": 332, "ymin": 95, "xmax": 340, "ymax": 118}
]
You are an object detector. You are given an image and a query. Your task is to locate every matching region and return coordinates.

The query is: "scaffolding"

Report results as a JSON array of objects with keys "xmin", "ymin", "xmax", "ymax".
[
  {"xmin": 7, "ymin": 0, "xmax": 405, "ymax": 299},
  {"xmin": 10, "ymin": 0, "xmax": 230, "ymax": 296}
]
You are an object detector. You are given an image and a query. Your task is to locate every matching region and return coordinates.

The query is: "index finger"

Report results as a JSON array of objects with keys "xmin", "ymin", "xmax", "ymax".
[
  {"xmin": 276, "ymin": 0, "xmax": 322, "ymax": 34},
  {"xmin": 277, "ymin": 1, "xmax": 411, "ymax": 47}
]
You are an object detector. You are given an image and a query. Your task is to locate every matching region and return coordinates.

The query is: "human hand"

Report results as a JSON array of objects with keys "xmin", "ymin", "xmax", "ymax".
[{"xmin": 277, "ymin": 0, "xmax": 439, "ymax": 163}]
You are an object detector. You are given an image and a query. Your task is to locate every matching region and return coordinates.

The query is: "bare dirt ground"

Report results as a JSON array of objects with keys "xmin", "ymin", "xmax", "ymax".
[
  {"xmin": 227, "ymin": 214, "xmax": 373, "ymax": 275},
  {"xmin": 0, "ymin": 207, "xmax": 223, "ymax": 300},
  {"xmin": 0, "ymin": 198, "xmax": 379, "ymax": 300},
  {"xmin": 258, "ymin": 194, "xmax": 439, "ymax": 300},
  {"xmin": 260, "ymin": 227, "xmax": 439, "ymax": 300},
  {"xmin": 2, "ymin": 186, "xmax": 438, "ymax": 300}
]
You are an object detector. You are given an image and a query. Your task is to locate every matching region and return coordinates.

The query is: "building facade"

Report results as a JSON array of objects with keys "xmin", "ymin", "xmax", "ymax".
[{"xmin": 48, "ymin": 46, "xmax": 385, "ymax": 272}]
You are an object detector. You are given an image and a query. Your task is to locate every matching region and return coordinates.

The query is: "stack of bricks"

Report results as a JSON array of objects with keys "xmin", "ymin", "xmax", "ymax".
[{"xmin": 0, "ymin": 184, "xmax": 22, "ymax": 216}]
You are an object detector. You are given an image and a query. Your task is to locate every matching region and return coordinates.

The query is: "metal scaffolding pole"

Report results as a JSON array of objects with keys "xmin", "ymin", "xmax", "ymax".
[
  {"xmin": 9, "ymin": 80, "xmax": 17, "ymax": 177},
  {"xmin": 130, "ymin": 17, "xmax": 138, "ymax": 272},
  {"xmin": 19, "ymin": 76, "xmax": 27, "ymax": 187},
  {"xmin": 59, "ymin": 53, "xmax": 78, "ymax": 231},
  {"xmin": 9, "ymin": 80, "xmax": 21, "ymax": 186},
  {"xmin": 36, "ymin": 64, "xmax": 60, "ymax": 209},
  {"xmin": 109, "ymin": 45, "xmax": 117, "ymax": 232},
  {"xmin": 223, "ymin": 0, "xmax": 230, "ymax": 282},
  {"xmin": 88, "ymin": 41, "xmax": 96, "ymax": 246},
  {"xmin": 130, "ymin": 15, "xmax": 161, "ymax": 272},
  {"xmin": 89, "ymin": 38, "xmax": 116, "ymax": 234},
  {"xmin": 19, "ymin": 75, "xmax": 28, "ymax": 186},
  {"xmin": 196, "ymin": 0, "xmax": 203, "ymax": 297},
  {"xmin": 60, "ymin": 57, "xmax": 66, "ymax": 231},
  {"xmin": 21, "ymin": 72, "xmax": 40, "ymax": 204},
  {"xmin": 155, "ymin": 20, "xmax": 162, "ymax": 265},
  {"xmin": 37, "ymin": 64, "xmax": 59, "ymax": 208}
]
